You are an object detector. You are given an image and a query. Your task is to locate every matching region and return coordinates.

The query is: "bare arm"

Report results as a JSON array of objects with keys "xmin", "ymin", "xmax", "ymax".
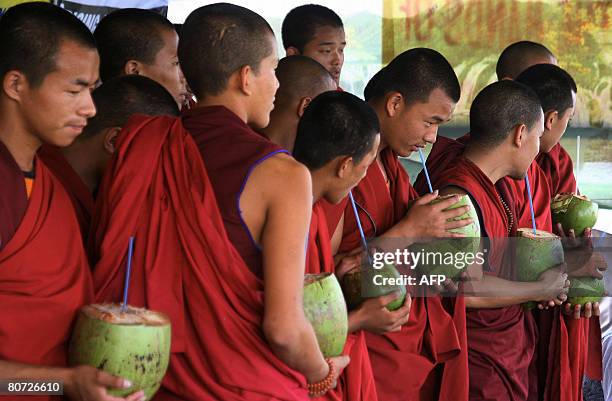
[
  {"xmin": 242, "ymin": 155, "xmax": 346, "ymax": 384},
  {"xmin": 0, "ymin": 361, "xmax": 144, "ymax": 401}
]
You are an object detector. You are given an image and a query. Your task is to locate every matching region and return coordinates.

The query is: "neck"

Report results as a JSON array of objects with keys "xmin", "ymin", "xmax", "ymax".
[
  {"xmin": 259, "ymin": 109, "xmax": 297, "ymax": 152},
  {"xmin": 196, "ymin": 93, "xmax": 249, "ymax": 124},
  {"xmin": 310, "ymin": 168, "xmax": 327, "ymax": 205},
  {"xmin": 62, "ymin": 139, "xmax": 105, "ymax": 193},
  {"xmin": 0, "ymin": 104, "xmax": 41, "ymax": 172},
  {"xmin": 463, "ymin": 143, "xmax": 512, "ymax": 184}
]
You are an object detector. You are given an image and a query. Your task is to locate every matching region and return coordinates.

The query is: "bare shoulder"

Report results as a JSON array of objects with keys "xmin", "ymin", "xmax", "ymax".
[{"xmin": 253, "ymin": 152, "xmax": 311, "ymax": 187}]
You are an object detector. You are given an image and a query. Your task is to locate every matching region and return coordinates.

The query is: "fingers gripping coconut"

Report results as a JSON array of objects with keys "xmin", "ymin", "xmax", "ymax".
[
  {"xmin": 516, "ymin": 228, "xmax": 569, "ymax": 308},
  {"xmin": 551, "ymin": 193, "xmax": 598, "ymax": 237},
  {"xmin": 68, "ymin": 304, "xmax": 171, "ymax": 401},
  {"xmin": 385, "ymin": 191, "xmax": 474, "ymax": 243}
]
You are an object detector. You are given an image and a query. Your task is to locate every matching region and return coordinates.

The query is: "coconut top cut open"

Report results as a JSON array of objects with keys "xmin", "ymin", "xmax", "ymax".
[
  {"xmin": 83, "ymin": 304, "xmax": 170, "ymax": 326},
  {"xmin": 551, "ymin": 193, "xmax": 591, "ymax": 213},
  {"xmin": 517, "ymin": 228, "xmax": 560, "ymax": 241}
]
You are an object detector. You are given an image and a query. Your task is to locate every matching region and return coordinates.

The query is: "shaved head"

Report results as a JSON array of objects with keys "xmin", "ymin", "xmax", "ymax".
[
  {"xmin": 274, "ymin": 56, "xmax": 336, "ymax": 109},
  {"xmin": 496, "ymin": 41, "xmax": 557, "ymax": 80},
  {"xmin": 178, "ymin": 3, "xmax": 274, "ymax": 99}
]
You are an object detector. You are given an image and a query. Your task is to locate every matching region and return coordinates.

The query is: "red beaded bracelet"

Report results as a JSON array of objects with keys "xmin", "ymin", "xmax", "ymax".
[{"xmin": 308, "ymin": 358, "xmax": 336, "ymax": 397}]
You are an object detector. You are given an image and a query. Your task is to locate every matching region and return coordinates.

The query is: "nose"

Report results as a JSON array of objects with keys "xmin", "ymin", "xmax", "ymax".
[
  {"xmin": 424, "ymin": 126, "xmax": 438, "ymax": 144},
  {"xmin": 80, "ymin": 91, "xmax": 96, "ymax": 119}
]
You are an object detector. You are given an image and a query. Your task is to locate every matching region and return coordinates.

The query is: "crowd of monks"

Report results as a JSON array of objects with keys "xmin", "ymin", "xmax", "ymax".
[{"xmin": 0, "ymin": 2, "xmax": 607, "ymax": 401}]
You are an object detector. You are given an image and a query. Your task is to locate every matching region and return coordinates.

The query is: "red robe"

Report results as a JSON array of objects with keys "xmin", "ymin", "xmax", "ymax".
[
  {"xmin": 306, "ymin": 202, "xmax": 378, "ymax": 401},
  {"xmin": 38, "ymin": 145, "xmax": 94, "ymax": 240},
  {"xmin": 0, "ymin": 142, "xmax": 27, "ymax": 251},
  {"xmin": 433, "ymin": 155, "xmax": 538, "ymax": 401},
  {"xmin": 536, "ymin": 143, "xmax": 577, "ymax": 196},
  {"xmin": 91, "ymin": 115, "xmax": 309, "ymax": 401},
  {"xmin": 0, "ymin": 143, "xmax": 94, "ymax": 397},
  {"xmin": 419, "ymin": 136, "xmax": 599, "ymax": 401},
  {"xmin": 323, "ymin": 147, "xmax": 468, "ymax": 401},
  {"xmin": 181, "ymin": 105, "xmax": 288, "ymax": 277}
]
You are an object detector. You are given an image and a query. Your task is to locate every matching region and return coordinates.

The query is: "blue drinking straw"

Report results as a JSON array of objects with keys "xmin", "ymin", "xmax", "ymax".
[
  {"xmin": 418, "ymin": 148, "xmax": 434, "ymax": 194},
  {"xmin": 121, "ymin": 236, "xmax": 135, "ymax": 313},
  {"xmin": 524, "ymin": 175, "xmax": 537, "ymax": 235},
  {"xmin": 348, "ymin": 191, "xmax": 373, "ymax": 265}
]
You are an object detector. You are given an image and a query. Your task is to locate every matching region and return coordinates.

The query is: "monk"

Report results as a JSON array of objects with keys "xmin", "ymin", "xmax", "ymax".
[
  {"xmin": 517, "ymin": 63, "xmax": 605, "ymax": 401},
  {"xmin": 94, "ymin": 8, "xmax": 189, "ymax": 107},
  {"xmin": 432, "ymin": 80, "xmax": 569, "ymax": 401},
  {"xmin": 282, "ymin": 4, "xmax": 346, "ymax": 86},
  {"xmin": 178, "ymin": 4, "xmax": 348, "ymax": 397},
  {"xmin": 496, "ymin": 41, "xmax": 578, "ymax": 199},
  {"xmin": 260, "ymin": 55, "xmax": 336, "ymax": 151},
  {"xmin": 295, "ymin": 90, "xmax": 402, "ymax": 401},
  {"xmin": 323, "ymin": 48, "xmax": 472, "ymax": 401},
  {"xmin": 262, "ymin": 56, "xmax": 411, "ymax": 400},
  {"xmin": 40, "ymin": 75, "xmax": 179, "ymax": 240},
  {"xmin": 0, "ymin": 3, "xmax": 143, "ymax": 401}
]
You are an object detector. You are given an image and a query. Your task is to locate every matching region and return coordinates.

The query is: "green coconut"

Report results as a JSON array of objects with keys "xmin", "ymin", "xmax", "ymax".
[
  {"xmin": 551, "ymin": 193, "xmax": 598, "ymax": 236},
  {"xmin": 303, "ymin": 273, "xmax": 348, "ymax": 357},
  {"xmin": 68, "ymin": 304, "xmax": 171, "ymax": 401},
  {"xmin": 341, "ymin": 263, "xmax": 406, "ymax": 311},
  {"xmin": 516, "ymin": 228, "xmax": 565, "ymax": 282},
  {"xmin": 568, "ymin": 277, "xmax": 605, "ymax": 306},
  {"xmin": 413, "ymin": 194, "xmax": 481, "ymax": 279}
]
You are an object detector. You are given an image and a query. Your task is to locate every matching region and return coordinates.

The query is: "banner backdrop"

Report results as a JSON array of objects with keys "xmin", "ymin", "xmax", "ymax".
[{"xmin": 51, "ymin": 0, "xmax": 167, "ymax": 30}]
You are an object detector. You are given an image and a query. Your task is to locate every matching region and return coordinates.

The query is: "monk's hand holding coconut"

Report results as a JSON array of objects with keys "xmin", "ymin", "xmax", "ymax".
[
  {"xmin": 65, "ymin": 365, "xmax": 146, "ymax": 401},
  {"xmin": 382, "ymin": 191, "xmax": 473, "ymax": 246},
  {"xmin": 536, "ymin": 268, "xmax": 571, "ymax": 306},
  {"xmin": 348, "ymin": 291, "xmax": 412, "ymax": 334}
]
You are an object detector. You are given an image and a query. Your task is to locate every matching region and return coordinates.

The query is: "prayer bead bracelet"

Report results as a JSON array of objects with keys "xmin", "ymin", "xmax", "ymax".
[{"xmin": 307, "ymin": 358, "xmax": 335, "ymax": 396}]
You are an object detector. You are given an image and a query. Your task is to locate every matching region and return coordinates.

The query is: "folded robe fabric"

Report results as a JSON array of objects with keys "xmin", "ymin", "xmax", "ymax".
[
  {"xmin": 306, "ymin": 202, "xmax": 379, "ymax": 401},
  {"xmin": 322, "ymin": 147, "xmax": 467, "ymax": 401},
  {"xmin": 91, "ymin": 115, "xmax": 309, "ymax": 401},
  {"xmin": 0, "ymin": 148, "xmax": 94, "ymax": 401}
]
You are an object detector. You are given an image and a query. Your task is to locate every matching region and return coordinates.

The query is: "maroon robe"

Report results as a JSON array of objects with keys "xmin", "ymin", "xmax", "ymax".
[
  {"xmin": 536, "ymin": 143, "xmax": 577, "ymax": 196},
  {"xmin": 181, "ymin": 105, "xmax": 288, "ymax": 277},
  {"xmin": 38, "ymin": 144, "xmax": 94, "ymax": 240},
  {"xmin": 306, "ymin": 202, "xmax": 379, "ymax": 401},
  {"xmin": 0, "ymin": 141, "xmax": 94, "ymax": 401},
  {"xmin": 91, "ymin": 115, "xmax": 309, "ymax": 400},
  {"xmin": 323, "ymin": 147, "xmax": 468, "ymax": 401}
]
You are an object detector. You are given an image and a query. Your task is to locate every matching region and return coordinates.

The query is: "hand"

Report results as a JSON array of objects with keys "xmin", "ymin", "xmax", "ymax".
[
  {"xmin": 536, "ymin": 267, "xmax": 569, "ymax": 304},
  {"xmin": 353, "ymin": 292, "xmax": 412, "ymax": 334},
  {"xmin": 568, "ymin": 251, "xmax": 607, "ymax": 279},
  {"xmin": 334, "ymin": 249, "xmax": 363, "ymax": 280},
  {"xmin": 308, "ymin": 356, "xmax": 350, "ymax": 398},
  {"xmin": 397, "ymin": 192, "xmax": 473, "ymax": 239},
  {"xmin": 556, "ymin": 224, "xmax": 593, "ymax": 249},
  {"xmin": 562, "ymin": 301, "xmax": 600, "ymax": 319},
  {"xmin": 65, "ymin": 366, "xmax": 145, "ymax": 401},
  {"xmin": 328, "ymin": 356, "xmax": 350, "ymax": 389}
]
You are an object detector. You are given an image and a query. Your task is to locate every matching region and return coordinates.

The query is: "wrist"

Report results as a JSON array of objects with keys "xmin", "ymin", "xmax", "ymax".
[
  {"xmin": 307, "ymin": 358, "xmax": 335, "ymax": 397},
  {"xmin": 347, "ymin": 309, "xmax": 364, "ymax": 333}
]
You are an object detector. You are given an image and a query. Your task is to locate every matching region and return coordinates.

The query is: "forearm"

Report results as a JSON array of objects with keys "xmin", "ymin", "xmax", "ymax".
[
  {"xmin": 264, "ymin": 319, "xmax": 328, "ymax": 383},
  {"xmin": 463, "ymin": 275, "xmax": 542, "ymax": 308},
  {"xmin": 0, "ymin": 360, "xmax": 73, "ymax": 386},
  {"xmin": 347, "ymin": 310, "xmax": 362, "ymax": 333}
]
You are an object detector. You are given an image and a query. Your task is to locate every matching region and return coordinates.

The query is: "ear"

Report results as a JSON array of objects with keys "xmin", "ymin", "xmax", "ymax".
[
  {"xmin": 124, "ymin": 60, "xmax": 141, "ymax": 76},
  {"xmin": 237, "ymin": 65, "xmax": 253, "ymax": 96},
  {"xmin": 297, "ymin": 97, "xmax": 312, "ymax": 118},
  {"xmin": 512, "ymin": 124, "xmax": 527, "ymax": 148},
  {"xmin": 2, "ymin": 70, "xmax": 27, "ymax": 102},
  {"xmin": 285, "ymin": 47, "xmax": 301, "ymax": 56},
  {"xmin": 335, "ymin": 156, "xmax": 353, "ymax": 179},
  {"xmin": 102, "ymin": 127, "xmax": 122, "ymax": 155},
  {"xmin": 385, "ymin": 92, "xmax": 403, "ymax": 118},
  {"xmin": 544, "ymin": 110, "xmax": 558, "ymax": 131}
]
